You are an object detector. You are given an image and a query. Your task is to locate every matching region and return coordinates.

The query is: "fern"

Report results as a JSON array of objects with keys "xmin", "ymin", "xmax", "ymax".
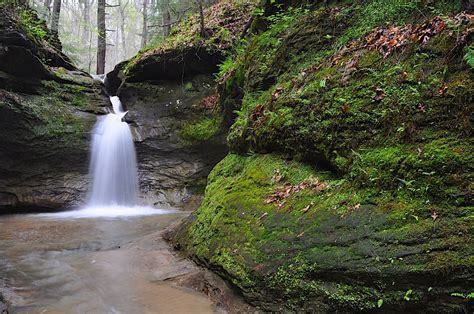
[{"xmin": 464, "ymin": 46, "xmax": 474, "ymax": 69}]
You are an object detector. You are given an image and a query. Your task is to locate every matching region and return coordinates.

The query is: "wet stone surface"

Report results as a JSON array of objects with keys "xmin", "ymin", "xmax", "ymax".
[{"xmin": 0, "ymin": 211, "xmax": 220, "ymax": 314}]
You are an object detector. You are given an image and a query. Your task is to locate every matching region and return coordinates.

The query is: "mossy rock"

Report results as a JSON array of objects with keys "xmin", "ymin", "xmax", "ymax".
[
  {"xmin": 173, "ymin": 153, "xmax": 473, "ymax": 311},
  {"xmin": 174, "ymin": 0, "xmax": 473, "ymax": 312}
]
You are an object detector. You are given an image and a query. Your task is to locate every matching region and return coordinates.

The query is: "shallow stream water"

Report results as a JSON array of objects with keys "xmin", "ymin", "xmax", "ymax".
[{"xmin": 0, "ymin": 210, "xmax": 217, "ymax": 313}]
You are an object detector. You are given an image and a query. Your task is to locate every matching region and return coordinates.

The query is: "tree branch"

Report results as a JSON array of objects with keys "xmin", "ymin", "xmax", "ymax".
[{"xmin": 240, "ymin": 16, "xmax": 254, "ymax": 39}]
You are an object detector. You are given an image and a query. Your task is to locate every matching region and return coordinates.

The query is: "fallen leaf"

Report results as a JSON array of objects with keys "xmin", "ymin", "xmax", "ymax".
[
  {"xmin": 297, "ymin": 231, "xmax": 305, "ymax": 238},
  {"xmin": 252, "ymin": 264, "xmax": 265, "ymax": 272},
  {"xmin": 431, "ymin": 212, "xmax": 439, "ymax": 221},
  {"xmin": 417, "ymin": 147, "xmax": 423, "ymax": 157},
  {"xmin": 264, "ymin": 180, "xmax": 326, "ymax": 208},
  {"xmin": 438, "ymin": 83, "xmax": 448, "ymax": 96},
  {"xmin": 388, "ymin": 39, "xmax": 398, "ymax": 47},
  {"xmin": 399, "ymin": 71, "xmax": 408, "ymax": 81},
  {"xmin": 271, "ymin": 169, "xmax": 283, "ymax": 183},
  {"xmin": 302, "ymin": 201, "xmax": 314, "ymax": 213},
  {"xmin": 271, "ymin": 87, "xmax": 283, "ymax": 101},
  {"xmin": 374, "ymin": 88, "xmax": 385, "ymax": 101}
]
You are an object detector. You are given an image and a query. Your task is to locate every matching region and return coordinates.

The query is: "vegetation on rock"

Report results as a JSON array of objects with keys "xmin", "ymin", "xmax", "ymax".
[
  {"xmin": 122, "ymin": 0, "xmax": 257, "ymax": 76},
  {"xmin": 173, "ymin": 0, "xmax": 474, "ymax": 311}
]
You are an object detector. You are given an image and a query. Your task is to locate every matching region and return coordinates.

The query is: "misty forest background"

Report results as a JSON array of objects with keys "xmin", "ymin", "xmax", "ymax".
[{"xmin": 29, "ymin": 0, "xmax": 215, "ymax": 73}]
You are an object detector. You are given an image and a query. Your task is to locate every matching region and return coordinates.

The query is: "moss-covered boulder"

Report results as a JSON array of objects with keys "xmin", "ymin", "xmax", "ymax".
[
  {"xmin": 173, "ymin": 0, "xmax": 473, "ymax": 311},
  {"xmin": 174, "ymin": 153, "xmax": 473, "ymax": 312}
]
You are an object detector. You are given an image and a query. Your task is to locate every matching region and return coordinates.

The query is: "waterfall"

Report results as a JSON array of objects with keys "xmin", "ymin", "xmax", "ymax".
[
  {"xmin": 88, "ymin": 96, "xmax": 138, "ymax": 206},
  {"xmin": 38, "ymin": 95, "xmax": 173, "ymax": 218}
]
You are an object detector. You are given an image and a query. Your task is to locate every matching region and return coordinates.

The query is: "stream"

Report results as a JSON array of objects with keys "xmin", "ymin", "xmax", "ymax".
[{"xmin": 0, "ymin": 211, "xmax": 218, "ymax": 313}]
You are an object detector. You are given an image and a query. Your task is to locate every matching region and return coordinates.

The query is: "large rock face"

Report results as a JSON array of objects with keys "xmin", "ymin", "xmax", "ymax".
[
  {"xmin": 0, "ymin": 6, "xmax": 107, "ymax": 212},
  {"xmin": 112, "ymin": 74, "xmax": 228, "ymax": 209},
  {"xmin": 172, "ymin": 1, "xmax": 474, "ymax": 312}
]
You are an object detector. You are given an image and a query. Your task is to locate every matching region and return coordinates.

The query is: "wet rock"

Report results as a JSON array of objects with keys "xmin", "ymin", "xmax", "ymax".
[
  {"xmin": 126, "ymin": 48, "xmax": 221, "ymax": 83},
  {"xmin": 118, "ymin": 76, "xmax": 227, "ymax": 208},
  {"xmin": 0, "ymin": 8, "xmax": 107, "ymax": 213}
]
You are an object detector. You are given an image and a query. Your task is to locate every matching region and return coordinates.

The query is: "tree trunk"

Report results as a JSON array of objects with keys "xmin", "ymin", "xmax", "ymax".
[
  {"xmin": 119, "ymin": 0, "xmax": 128, "ymax": 60},
  {"xmin": 81, "ymin": 0, "xmax": 90, "ymax": 44},
  {"xmin": 88, "ymin": 26, "xmax": 93, "ymax": 73},
  {"xmin": 50, "ymin": 0, "xmax": 61, "ymax": 33},
  {"xmin": 44, "ymin": 0, "xmax": 52, "ymax": 22},
  {"xmin": 195, "ymin": 0, "xmax": 205, "ymax": 37},
  {"xmin": 141, "ymin": 0, "xmax": 148, "ymax": 48},
  {"xmin": 162, "ymin": 0, "xmax": 171, "ymax": 37},
  {"xmin": 96, "ymin": 0, "xmax": 106, "ymax": 74}
]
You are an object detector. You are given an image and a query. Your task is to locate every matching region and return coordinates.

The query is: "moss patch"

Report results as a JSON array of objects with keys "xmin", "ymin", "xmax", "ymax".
[
  {"xmin": 180, "ymin": 115, "xmax": 223, "ymax": 142},
  {"xmin": 174, "ymin": 153, "xmax": 473, "ymax": 311}
]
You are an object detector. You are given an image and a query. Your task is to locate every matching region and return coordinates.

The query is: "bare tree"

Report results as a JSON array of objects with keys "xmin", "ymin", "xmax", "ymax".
[
  {"xmin": 162, "ymin": 0, "xmax": 171, "ymax": 37},
  {"xmin": 96, "ymin": 0, "xmax": 106, "ymax": 74},
  {"xmin": 43, "ymin": 0, "xmax": 52, "ymax": 22},
  {"xmin": 141, "ymin": 0, "xmax": 148, "ymax": 48},
  {"xmin": 118, "ymin": 0, "xmax": 129, "ymax": 59},
  {"xmin": 80, "ymin": 0, "xmax": 91, "ymax": 43},
  {"xmin": 195, "ymin": 0, "xmax": 205, "ymax": 37},
  {"xmin": 51, "ymin": 0, "xmax": 61, "ymax": 33}
]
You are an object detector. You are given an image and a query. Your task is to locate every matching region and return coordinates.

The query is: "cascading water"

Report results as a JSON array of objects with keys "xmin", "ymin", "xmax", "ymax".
[
  {"xmin": 88, "ymin": 96, "xmax": 138, "ymax": 206},
  {"xmin": 39, "ymin": 95, "xmax": 172, "ymax": 218}
]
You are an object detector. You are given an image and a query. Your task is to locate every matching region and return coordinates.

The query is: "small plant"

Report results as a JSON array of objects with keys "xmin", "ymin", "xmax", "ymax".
[
  {"xmin": 464, "ymin": 46, "xmax": 474, "ymax": 69},
  {"xmin": 451, "ymin": 292, "xmax": 474, "ymax": 299},
  {"xmin": 19, "ymin": 9, "xmax": 48, "ymax": 40},
  {"xmin": 181, "ymin": 116, "xmax": 222, "ymax": 142},
  {"xmin": 404, "ymin": 289, "xmax": 414, "ymax": 301},
  {"xmin": 377, "ymin": 299, "xmax": 384, "ymax": 308}
]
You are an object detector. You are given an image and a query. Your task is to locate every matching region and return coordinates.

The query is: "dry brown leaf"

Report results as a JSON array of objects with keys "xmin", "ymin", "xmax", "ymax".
[{"xmin": 374, "ymin": 88, "xmax": 386, "ymax": 101}]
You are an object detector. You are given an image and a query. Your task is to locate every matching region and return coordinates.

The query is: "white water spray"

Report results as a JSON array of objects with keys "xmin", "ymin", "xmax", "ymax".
[
  {"xmin": 88, "ymin": 96, "xmax": 138, "ymax": 206},
  {"xmin": 91, "ymin": 74, "xmax": 106, "ymax": 84},
  {"xmin": 39, "ymin": 95, "xmax": 175, "ymax": 219}
]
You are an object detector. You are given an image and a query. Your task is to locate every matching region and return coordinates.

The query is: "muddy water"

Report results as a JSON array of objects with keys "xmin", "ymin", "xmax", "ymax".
[{"xmin": 0, "ymin": 212, "xmax": 217, "ymax": 313}]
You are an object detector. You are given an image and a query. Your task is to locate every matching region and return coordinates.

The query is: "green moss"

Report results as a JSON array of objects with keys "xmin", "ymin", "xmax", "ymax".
[
  {"xmin": 180, "ymin": 115, "xmax": 223, "ymax": 142},
  {"xmin": 3, "ymin": 5, "xmax": 60, "ymax": 49},
  {"xmin": 16, "ymin": 80, "xmax": 92, "ymax": 144},
  {"xmin": 175, "ymin": 0, "xmax": 472, "ymax": 311},
  {"xmin": 175, "ymin": 153, "xmax": 473, "ymax": 311},
  {"xmin": 19, "ymin": 9, "xmax": 47, "ymax": 40},
  {"xmin": 335, "ymin": 0, "xmax": 461, "ymax": 47}
]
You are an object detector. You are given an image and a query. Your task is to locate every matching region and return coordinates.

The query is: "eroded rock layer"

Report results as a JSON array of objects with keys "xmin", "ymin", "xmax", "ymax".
[{"xmin": 0, "ymin": 6, "xmax": 107, "ymax": 212}]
